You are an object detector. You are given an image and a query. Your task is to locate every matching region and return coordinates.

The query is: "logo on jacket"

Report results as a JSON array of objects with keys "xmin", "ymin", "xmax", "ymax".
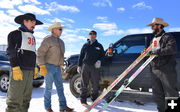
[{"xmin": 95, "ymin": 47, "xmax": 101, "ymax": 50}]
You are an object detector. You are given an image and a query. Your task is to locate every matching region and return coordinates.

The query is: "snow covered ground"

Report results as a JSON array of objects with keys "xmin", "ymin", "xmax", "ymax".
[{"xmin": 0, "ymin": 81, "xmax": 158, "ymax": 112}]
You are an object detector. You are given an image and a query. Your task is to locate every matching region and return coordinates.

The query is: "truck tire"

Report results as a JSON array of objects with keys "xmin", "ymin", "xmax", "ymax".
[
  {"xmin": 70, "ymin": 74, "xmax": 91, "ymax": 98},
  {"xmin": 33, "ymin": 82, "xmax": 44, "ymax": 88},
  {"xmin": 0, "ymin": 73, "xmax": 9, "ymax": 92}
]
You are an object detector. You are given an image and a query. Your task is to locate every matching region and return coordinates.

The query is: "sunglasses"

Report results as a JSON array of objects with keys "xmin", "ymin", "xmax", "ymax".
[
  {"xmin": 89, "ymin": 33, "xmax": 96, "ymax": 35},
  {"xmin": 59, "ymin": 29, "xmax": 63, "ymax": 31},
  {"xmin": 152, "ymin": 24, "xmax": 160, "ymax": 27}
]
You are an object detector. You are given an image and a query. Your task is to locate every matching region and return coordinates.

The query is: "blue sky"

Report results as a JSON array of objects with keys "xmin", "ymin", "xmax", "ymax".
[{"xmin": 0, "ymin": 0, "xmax": 180, "ymax": 57}]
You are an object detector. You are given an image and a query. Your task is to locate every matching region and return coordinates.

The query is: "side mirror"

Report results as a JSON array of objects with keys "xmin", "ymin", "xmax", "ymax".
[{"xmin": 106, "ymin": 43, "xmax": 113, "ymax": 57}]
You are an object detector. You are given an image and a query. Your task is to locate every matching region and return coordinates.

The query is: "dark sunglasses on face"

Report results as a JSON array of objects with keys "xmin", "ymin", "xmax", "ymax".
[
  {"xmin": 152, "ymin": 24, "xmax": 160, "ymax": 27},
  {"xmin": 59, "ymin": 29, "xmax": 62, "ymax": 31},
  {"xmin": 89, "ymin": 33, "xmax": 96, "ymax": 35}
]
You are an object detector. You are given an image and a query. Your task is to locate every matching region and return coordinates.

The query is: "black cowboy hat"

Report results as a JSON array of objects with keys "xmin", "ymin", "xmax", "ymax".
[{"xmin": 14, "ymin": 13, "xmax": 43, "ymax": 25}]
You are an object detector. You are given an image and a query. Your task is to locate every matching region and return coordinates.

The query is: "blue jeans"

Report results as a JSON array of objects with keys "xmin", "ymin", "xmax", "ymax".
[{"xmin": 44, "ymin": 64, "xmax": 67, "ymax": 110}]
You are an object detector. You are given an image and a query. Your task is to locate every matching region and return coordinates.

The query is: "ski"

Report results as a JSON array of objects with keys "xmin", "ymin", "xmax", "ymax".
[
  {"xmin": 84, "ymin": 44, "xmax": 153, "ymax": 112},
  {"xmin": 99, "ymin": 55, "xmax": 156, "ymax": 111}
]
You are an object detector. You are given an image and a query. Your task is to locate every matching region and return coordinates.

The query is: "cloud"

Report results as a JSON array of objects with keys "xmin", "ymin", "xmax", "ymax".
[
  {"xmin": 93, "ymin": 23, "xmax": 117, "ymax": 30},
  {"xmin": 0, "ymin": 0, "xmax": 41, "ymax": 9},
  {"xmin": 129, "ymin": 17, "xmax": 135, "ymax": 19},
  {"xmin": 168, "ymin": 27, "xmax": 180, "ymax": 32},
  {"xmin": 65, "ymin": 51, "xmax": 79, "ymax": 57},
  {"xmin": 103, "ymin": 30, "xmax": 124, "ymax": 36},
  {"xmin": 93, "ymin": 0, "xmax": 112, "ymax": 7},
  {"xmin": 62, "ymin": 34, "xmax": 82, "ymax": 42},
  {"xmin": 48, "ymin": 18, "xmax": 65, "ymax": 23},
  {"xmin": 0, "ymin": 11, "xmax": 18, "ymax": 45},
  {"xmin": 23, "ymin": 0, "xmax": 41, "ymax": 5},
  {"xmin": 34, "ymin": 32, "xmax": 47, "ymax": 39},
  {"xmin": 117, "ymin": 7, "xmax": 125, "ymax": 12},
  {"xmin": 7, "ymin": 9, "xmax": 23, "ymax": 16},
  {"xmin": 18, "ymin": 4, "xmax": 50, "ymax": 15},
  {"xmin": 77, "ymin": 0, "xmax": 84, "ymax": 2},
  {"xmin": 62, "ymin": 18, "xmax": 75, "ymax": 23},
  {"xmin": 132, "ymin": 2, "xmax": 152, "ymax": 10},
  {"xmin": 61, "ymin": 28, "xmax": 90, "ymax": 43},
  {"xmin": 78, "ymin": 36, "xmax": 87, "ymax": 40},
  {"xmin": 102, "ymin": 28, "xmax": 152, "ymax": 36},
  {"xmin": 97, "ymin": 16, "xmax": 108, "ymax": 22},
  {"xmin": 125, "ymin": 28, "xmax": 151, "ymax": 34},
  {"xmin": 45, "ymin": 2, "xmax": 80, "ymax": 13},
  {"xmin": 0, "ymin": 0, "xmax": 22, "ymax": 9}
]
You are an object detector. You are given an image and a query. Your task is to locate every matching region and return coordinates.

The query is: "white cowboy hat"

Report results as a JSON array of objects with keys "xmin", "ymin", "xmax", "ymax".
[
  {"xmin": 48, "ymin": 22, "xmax": 66, "ymax": 32},
  {"xmin": 147, "ymin": 18, "xmax": 169, "ymax": 27}
]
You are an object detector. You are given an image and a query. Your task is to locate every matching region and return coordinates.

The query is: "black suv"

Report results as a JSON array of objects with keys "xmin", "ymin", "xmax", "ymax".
[
  {"xmin": 64, "ymin": 32, "xmax": 180, "ymax": 98},
  {"xmin": 0, "ymin": 51, "xmax": 44, "ymax": 92}
]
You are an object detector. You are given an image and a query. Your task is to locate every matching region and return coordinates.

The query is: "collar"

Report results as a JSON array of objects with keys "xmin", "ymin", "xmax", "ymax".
[
  {"xmin": 20, "ymin": 24, "xmax": 34, "ymax": 33},
  {"xmin": 87, "ymin": 39, "xmax": 97, "ymax": 45},
  {"xmin": 155, "ymin": 30, "xmax": 165, "ymax": 37}
]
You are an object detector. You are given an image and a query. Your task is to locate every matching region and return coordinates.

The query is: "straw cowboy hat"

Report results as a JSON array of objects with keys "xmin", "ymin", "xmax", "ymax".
[
  {"xmin": 48, "ymin": 22, "xmax": 66, "ymax": 32},
  {"xmin": 147, "ymin": 18, "xmax": 169, "ymax": 27},
  {"xmin": 15, "ymin": 13, "xmax": 43, "ymax": 25}
]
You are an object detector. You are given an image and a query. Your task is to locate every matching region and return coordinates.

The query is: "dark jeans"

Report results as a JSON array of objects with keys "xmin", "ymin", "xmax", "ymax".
[
  {"xmin": 151, "ymin": 67, "xmax": 179, "ymax": 112},
  {"xmin": 80, "ymin": 64, "xmax": 100, "ymax": 103}
]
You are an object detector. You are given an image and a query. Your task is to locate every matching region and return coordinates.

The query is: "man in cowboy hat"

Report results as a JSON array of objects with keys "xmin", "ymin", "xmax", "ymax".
[
  {"xmin": 6, "ymin": 13, "xmax": 43, "ymax": 112},
  {"xmin": 77, "ymin": 30, "xmax": 105, "ymax": 106},
  {"xmin": 37, "ymin": 22, "xmax": 73, "ymax": 112},
  {"xmin": 147, "ymin": 18, "xmax": 179, "ymax": 112}
]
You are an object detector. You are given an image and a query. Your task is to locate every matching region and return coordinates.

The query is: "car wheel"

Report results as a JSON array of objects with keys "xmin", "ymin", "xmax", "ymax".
[
  {"xmin": 70, "ymin": 74, "xmax": 91, "ymax": 98},
  {"xmin": 33, "ymin": 82, "xmax": 44, "ymax": 88},
  {"xmin": 0, "ymin": 73, "xmax": 9, "ymax": 92}
]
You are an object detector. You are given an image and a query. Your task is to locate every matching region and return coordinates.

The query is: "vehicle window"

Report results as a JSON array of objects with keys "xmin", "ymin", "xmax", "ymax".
[
  {"xmin": 113, "ymin": 35, "xmax": 145, "ymax": 54},
  {"xmin": 125, "ymin": 46, "xmax": 145, "ymax": 53}
]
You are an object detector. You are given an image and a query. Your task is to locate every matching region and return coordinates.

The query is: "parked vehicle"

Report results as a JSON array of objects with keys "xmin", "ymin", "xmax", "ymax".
[
  {"xmin": 0, "ymin": 51, "xmax": 44, "ymax": 92},
  {"xmin": 64, "ymin": 32, "xmax": 180, "ymax": 98}
]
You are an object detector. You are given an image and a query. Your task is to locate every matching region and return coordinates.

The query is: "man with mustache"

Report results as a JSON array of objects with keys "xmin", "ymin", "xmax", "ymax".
[
  {"xmin": 6, "ymin": 13, "xmax": 43, "ymax": 112},
  {"xmin": 147, "ymin": 18, "xmax": 179, "ymax": 112}
]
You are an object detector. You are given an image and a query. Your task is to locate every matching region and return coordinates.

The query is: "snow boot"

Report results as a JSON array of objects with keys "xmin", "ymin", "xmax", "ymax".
[{"xmin": 60, "ymin": 107, "xmax": 74, "ymax": 112}]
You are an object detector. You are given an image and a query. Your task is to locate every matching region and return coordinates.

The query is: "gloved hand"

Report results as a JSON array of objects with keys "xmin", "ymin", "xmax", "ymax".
[
  {"xmin": 39, "ymin": 65, "xmax": 47, "ymax": 77},
  {"xmin": 60, "ymin": 65, "xmax": 63, "ymax": 72},
  {"xmin": 149, "ymin": 50, "xmax": 159, "ymax": 56},
  {"xmin": 95, "ymin": 60, "xmax": 101, "ymax": 68},
  {"xmin": 141, "ymin": 49, "xmax": 157, "ymax": 57},
  {"xmin": 77, "ymin": 66, "xmax": 81, "ymax": 74},
  {"xmin": 34, "ymin": 67, "xmax": 39, "ymax": 79},
  {"xmin": 12, "ymin": 66, "xmax": 23, "ymax": 80}
]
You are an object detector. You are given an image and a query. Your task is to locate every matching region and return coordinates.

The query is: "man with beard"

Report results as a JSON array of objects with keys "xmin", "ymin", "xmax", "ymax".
[
  {"xmin": 147, "ymin": 18, "xmax": 179, "ymax": 112},
  {"xmin": 6, "ymin": 13, "xmax": 43, "ymax": 112}
]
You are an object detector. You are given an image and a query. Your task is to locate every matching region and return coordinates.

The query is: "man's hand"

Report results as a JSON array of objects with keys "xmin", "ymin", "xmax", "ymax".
[
  {"xmin": 149, "ymin": 50, "xmax": 159, "ymax": 57},
  {"xmin": 34, "ymin": 67, "xmax": 39, "ymax": 79},
  {"xmin": 39, "ymin": 65, "xmax": 47, "ymax": 77},
  {"xmin": 60, "ymin": 65, "xmax": 63, "ymax": 72},
  {"xmin": 12, "ymin": 66, "xmax": 23, "ymax": 80},
  {"xmin": 95, "ymin": 60, "xmax": 101, "ymax": 68},
  {"xmin": 77, "ymin": 66, "xmax": 81, "ymax": 74}
]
